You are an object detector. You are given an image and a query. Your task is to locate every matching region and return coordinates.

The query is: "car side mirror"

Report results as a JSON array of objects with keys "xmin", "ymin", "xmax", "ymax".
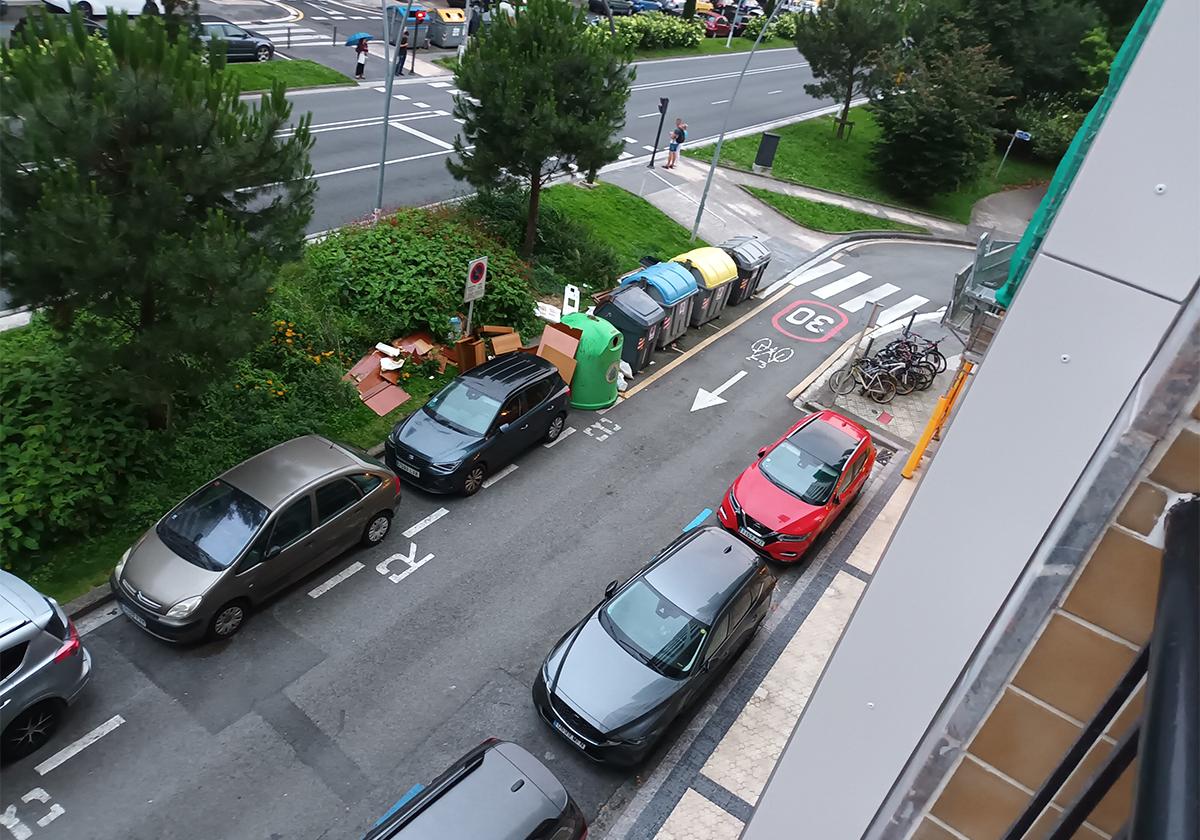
[
  {"xmin": 498, "ymin": 422, "xmax": 511, "ymax": 435},
  {"xmin": 757, "ymin": 448, "xmax": 767, "ymax": 458},
  {"xmin": 604, "ymin": 579, "xmax": 620, "ymax": 600},
  {"xmin": 831, "ymin": 495, "xmax": 841, "ymax": 507},
  {"xmin": 265, "ymin": 545, "xmax": 282, "ymax": 560}
]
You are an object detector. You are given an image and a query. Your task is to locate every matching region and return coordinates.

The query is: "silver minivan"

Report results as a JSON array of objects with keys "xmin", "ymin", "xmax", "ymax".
[
  {"xmin": 111, "ymin": 435, "xmax": 401, "ymax": 643},
  {"xmin": 1, "ymin": 572, "xmax": 92, "ymax": 761}
]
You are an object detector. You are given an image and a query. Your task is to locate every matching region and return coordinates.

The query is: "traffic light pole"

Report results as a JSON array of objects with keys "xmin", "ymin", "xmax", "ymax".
[
  {"xmin": 649, "ymin": 97, "xmax": 668, "ymax": 168},
  {"xmin": 375, "ymin": 0, "xmax": 416, "ymax": 215}
]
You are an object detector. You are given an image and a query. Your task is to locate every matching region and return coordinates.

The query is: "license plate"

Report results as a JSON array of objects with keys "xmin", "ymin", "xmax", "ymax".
[
  {"xmin": 394, "ymin": 461, "xmax": 420, "ymax": 478},
  {"xmin": 120, "ymin": 603, "xmax": 147, "ymax": 628},
  {"xmin": 552, "ymin": 720, "xmax": 588, "ymax": 751},
  {"xmin": 740, "ymin": 528, "xmax": 766, "ymax": 547}
]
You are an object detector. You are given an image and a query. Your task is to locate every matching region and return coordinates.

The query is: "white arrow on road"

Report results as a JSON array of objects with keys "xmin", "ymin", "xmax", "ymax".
[{"xmin": 691, "ymin": 371, "xmax": 748, "ymax": 412}]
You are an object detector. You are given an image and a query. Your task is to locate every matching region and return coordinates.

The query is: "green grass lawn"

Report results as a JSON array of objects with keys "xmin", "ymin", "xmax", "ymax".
[
  {"xmin": 632, "ymin": 36, "xmax": 789, "ymax": 61},
  {"xmin": 541, "ymin": 181, "xmax": 706, "ymax": 266},
  {"xmin": 226, "ymin": 59, "xmax": 351, "ymax": 93},
  {"xmin": 743, "ymin": 186, "xmax": 927, "ymax": 234},
  {"xmin": 433, "ymin": 55, "xmax": 459, "ymax": 72},
  {"xmin": 686, "ymin": 107, "xmax": 1056, "ymax": 224}
]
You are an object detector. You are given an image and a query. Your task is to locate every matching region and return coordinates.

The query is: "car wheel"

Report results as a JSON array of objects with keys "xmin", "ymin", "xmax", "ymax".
[
  {"xmin": 362, "ymin": 511, "xmax": 392, "ymax": 546},
  {"xmin": 544, "ymin": 413, "xmax": 566, "ymax": 443},
  {"xmin": 461, "ymin": 464, "xmax": 486, "ymax": 496},
  {"xmin": 77, "ymin": 1, "xmax": 94, "ymax": 16},
  {"xmin": 256, "ymin": 45, "xmax": 271, "ymax": 62},
  {"xmin": 208, "ymin": 600, "xmax": 249, "ymax": 640},
  {"xmin": 1, "ymin": 700, "xmax": 64, "ymax": 762}
]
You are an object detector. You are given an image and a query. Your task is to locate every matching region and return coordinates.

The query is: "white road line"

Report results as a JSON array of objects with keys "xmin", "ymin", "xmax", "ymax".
[
  {"xmin": 311, "ymin": 14, "xmax": 327, "ymax": 19},
  {"xmin": 632, "ymin": 62, "xmax": 808, "ymax": 93},
  {"xmin": 758, "ymin": 260, "xmax": 844, "ymax": 297},
  {"xmin": 623, "ymin": 136, "xmax": 638, "ymax": 143},
  {"xmin": 447, "ymin": 89, "xmax": 462, "ymax": 95},
  {"xmin": 389, "ymin": 120, "xmax": 454, "ymax": 149},
  {"xmin": 812, "ymin": 270, "xmax": 871, "ymax": 300},
  {"xmin": 642, "ymin": 145, "xmax": 657, "ymax": 151},
  {"xmin": 618, "ymin": 151, "xmax": 633, "ymax": 160},
  {"xmin": 393, "ymin": 93, "xmax": 410, "ymax": 101},
  {"xmin": 373, "ymin": 86, "xmax": 386, "ymax": 92},
  {"xmin": 454, "ymin": 118, "xmax": 465, "ymax": 124},
  {"xmin": 841, "ymin": 282, "xmax": 900, "ymax": 312},
  {"xmin": 543, "ymin": 426, "xmax": 576, "ymax": 448},
  {"xmin": 711, "ymin": 99, "xmax": 730, "ymax": 105},
  {"xmin": 876, "ymin": 294, "xmax": 930, "ymax": 326},
  {"xmin": 308, "ymin": 561, "xmax": 364, "ymax": 598},
  {"xmin": 75, "ymin": 605, "xmax": 121, "ymax": 636},
  {"xmin": 312, "ymin": 147, "xmax": 455, "ymax": 179},
  {"xmin": 768, "ymin": 89, "xmax": 782, "ymax": 95},
  {"xmin": 428, "ymin": 81, "xmax": 452, "ymax": 88},
  {"xmin": 402, "ymin": 507, "xmax": 450, "ymax": 538},
  {"xmin": 636, "ymin": 112, "xmax": 659, "ymax": 118},
  {"xmin": 35, "ymin": 715, "xmax": 125, "ymax": 776},
  {"xmin": 482, "ymin": 464, "xmax": 518, "ymax": 488},
  {"xmin": 413, "ymin": 101, "xmax": 430, "ymax": 108}
]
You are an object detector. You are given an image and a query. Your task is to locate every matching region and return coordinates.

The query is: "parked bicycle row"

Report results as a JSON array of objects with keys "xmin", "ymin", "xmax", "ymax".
[{"xmin": 829, "ymin": 326, "xmax": 949, "ymax": 405}]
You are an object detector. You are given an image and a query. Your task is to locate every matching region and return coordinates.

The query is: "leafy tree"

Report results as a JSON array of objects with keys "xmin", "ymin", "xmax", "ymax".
[
  {"xmin": 1072, "ymin": 25, "xmax": 1116, "ymax": 104},
  {"xmin": 872, "ymin": 26, "xmax": 1008, "ymax": 199},
  {"xmin": 794, "ymin": 0, "xmax": 901, "ymax": 139},
  {"xmin": 0, "ymin": 13, "xmax": 315, "ymax": 428},
  {"xmin": 449, "ymin": 0, "xmax": 633, "ymax": 258}
]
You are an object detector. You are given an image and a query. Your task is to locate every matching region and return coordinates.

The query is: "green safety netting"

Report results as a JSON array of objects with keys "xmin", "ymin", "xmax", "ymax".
[{"xmin": 995, "ymin": 0, "xmax": 1165, "ymax": 309}]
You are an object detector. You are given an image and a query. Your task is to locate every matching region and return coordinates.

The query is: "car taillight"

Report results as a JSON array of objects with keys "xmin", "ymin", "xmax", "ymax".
[
  {"xmin": 53, "ymin": 620, "xmax": 81, "ymax": 663},
  {"xmin": 393, "ymin": 474, "xmax": 402, "ymax": 495}
]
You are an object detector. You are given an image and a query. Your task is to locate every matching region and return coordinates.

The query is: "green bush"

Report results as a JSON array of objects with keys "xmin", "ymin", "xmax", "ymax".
[
  {"xmin": 743, "ymin": 11, "xmax": 797, "ymax": 41},
  {"xmin": 0, "ymin": 323, "xmax": 148, "ymax": 571},
  {"xmin": 586, "ymin": 14, "xmax": 704, "ymax": 50},
  {"xmin": 307, "ymin": 208, "xmax": 540, "ymax": 340},
  {"xmin": 1014, "ymin": 95, "xmax": 1085, "ymax": 164}
]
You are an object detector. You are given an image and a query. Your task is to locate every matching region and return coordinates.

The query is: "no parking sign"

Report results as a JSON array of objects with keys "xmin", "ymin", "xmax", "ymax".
[{"xmin": 464, "ymin": 256, "xmax": 487, "ymax": 303}]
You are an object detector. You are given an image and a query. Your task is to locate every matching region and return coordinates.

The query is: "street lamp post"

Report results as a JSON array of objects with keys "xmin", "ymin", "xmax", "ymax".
[
  {"xmin": 689, "ymin": 0, "xmax": 784, "ymax": 240},
  {"xmin": 375, "ymin": 0, "xmax": 417, "ymax": 215}
]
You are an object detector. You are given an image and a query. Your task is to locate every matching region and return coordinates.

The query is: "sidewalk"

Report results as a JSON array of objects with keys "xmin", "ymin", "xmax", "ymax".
[{"xmin": 596, "ymin": 458, "xmax": 916, "ymax": 840}]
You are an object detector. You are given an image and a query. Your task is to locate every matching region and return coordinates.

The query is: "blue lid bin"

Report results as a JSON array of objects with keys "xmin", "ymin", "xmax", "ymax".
[
  {"xmin": 620, "ymin": 261, "xmax": 700, "ymax": 349},
  {"xmin": 594, "ymin": 285, "xmax": 666, "ymax": 376}
]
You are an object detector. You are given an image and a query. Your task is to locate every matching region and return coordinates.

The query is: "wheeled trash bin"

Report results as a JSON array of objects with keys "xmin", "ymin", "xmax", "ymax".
[
  {"xmin": 594, "ymin": 285, "xmax": 665, "ymax": 376},
  {"xmin": 720, "ymin": 236, "xmax": 772, "ymax": 306},
  {"xmin": 560, "ymin": 312, "xmax": 622, "ymax": 410},
  {"xmin": 428, "ymin": 7, "xmax": 467, "ymax": 47},
  {"xmin": 673, "ymin": 247, "xmax": 738, "ymax": 326},
  {"xmin": 620, "ymin": 261, "xmax": 699, "ymax": 350}
]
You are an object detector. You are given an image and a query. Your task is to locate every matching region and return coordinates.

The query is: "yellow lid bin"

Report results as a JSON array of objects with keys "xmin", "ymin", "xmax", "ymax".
[
  {"xmin": 672, "ymin": 247, "xmax": 739, "ymax": 326},
  {"xmin": 434, "ymin": 7, "xmax": 465, "ymax": 21}
]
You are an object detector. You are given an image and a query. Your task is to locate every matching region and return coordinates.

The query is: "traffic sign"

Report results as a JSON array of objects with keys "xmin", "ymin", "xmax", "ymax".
[
  {"xmin": 1014, "ymin": 129, "xmax": 1032, "ymax": 141},
  {"xmin": 464, "ymin": 256, "xmax": 487, "ymax": 303}
]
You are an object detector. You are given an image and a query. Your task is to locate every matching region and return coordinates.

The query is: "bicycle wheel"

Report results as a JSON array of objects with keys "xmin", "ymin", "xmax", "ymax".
[
  {"xmin": 925, "ymin": 349, "xmax": 948, "ymax": 374},
  {"xmin": 771, "ymin": 347, "xmax": 794, "ymax": 363},
  {"xmin": 888, "ymin": 364, "xmax": 915, "ymax": 395},
  {"xmin": 866, "ymin": 373, "xmax": 897, "ymax": 404},
  {"xmin": 829, "ymin": 367, "xmax": 857, "ymax": 395},
  {"xmin": 750, "ymin": 337, "xmax": 772, "ymax": 353},
  {"xmin": 912, "ymin": 362, "xmax": 936, "ymax": 391}
]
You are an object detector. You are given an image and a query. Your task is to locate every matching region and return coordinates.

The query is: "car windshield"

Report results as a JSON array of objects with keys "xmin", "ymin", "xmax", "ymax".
[
  {"xmin": 759, "ymin": 422, "xmax": 858, "ymax": 505},
  {"xmin": 157, "ymin": 480, "xmax": 269, "ymax": 571},
  {"xmin": 600, "ymin": 580, "xmax": 709, "ymax": 679},
  {"xmin": 424, "ymin": 380, "xmax": 501, "ymax": 436}
]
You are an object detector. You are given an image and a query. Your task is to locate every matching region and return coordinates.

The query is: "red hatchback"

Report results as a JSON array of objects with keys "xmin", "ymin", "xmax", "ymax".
[{"xmin": 717, "ymin": 411, "xmax": 875, "ymax": 562}]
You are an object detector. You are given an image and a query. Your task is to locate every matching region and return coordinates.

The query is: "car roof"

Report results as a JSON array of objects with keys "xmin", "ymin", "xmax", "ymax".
[
  {"xmin": 0, "ymin": 571, "xmax": 52, "ymax": 639},
  {"xmin": 813, "ymin": 409, "xmax": 871, "ymax": 443},
  {"xmin": 646, "ymin": 527, "xmax": 760, "ymax": 624},
  {"xmin": 458, "ymin": 353, "xmax": 556, "ymax": 401},
  {"xmin": 220, "ymin": 435, "xmax": 360, "ymax": 510}
]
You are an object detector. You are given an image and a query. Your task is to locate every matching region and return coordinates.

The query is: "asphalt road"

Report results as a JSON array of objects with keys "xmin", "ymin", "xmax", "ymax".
[{"xmin": 0, "ymin": 242, "xmax": 971, "ymax": 840}]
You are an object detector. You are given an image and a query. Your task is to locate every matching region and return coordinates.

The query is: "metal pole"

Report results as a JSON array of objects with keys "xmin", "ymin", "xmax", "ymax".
[
  {"xmin": 690, "ymin": 0, "xmax": 783, "ymax": 240},
  {"xmin": 725, "ymin": 5, "xmax": 739, "ymax": 48},
  {"xmin": 375, "ymin": 0, "xmax": 413, "ymax": 215},
  {"xmin": 464, "ymin": 299, "xmax": 475, "ymax": 336},
  {"xmin": 332, "ymin": 25, "xmax": 337, "ymax": 46},
  {"xmin": 649, "ymin": 97, "xmax": 668, "ymax": 168},
  {"xmin": 995, "ymin": 133, "xmax": 1016, "ymax": 179}
]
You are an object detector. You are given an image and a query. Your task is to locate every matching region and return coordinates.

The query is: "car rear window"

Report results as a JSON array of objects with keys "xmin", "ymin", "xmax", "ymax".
[
  {"xmin": 157, "ymin": 480, "xmax": 269, "ymax": 571},
  {"xmin": 1, "ymin": 641, "xmax": 29, "ymax": 682}
]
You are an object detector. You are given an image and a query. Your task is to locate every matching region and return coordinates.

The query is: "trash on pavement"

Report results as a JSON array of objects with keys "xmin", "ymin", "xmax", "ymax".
[
  {"xmin": 533, "ymin": 322, "xmax": 582, "ymax": 384},
  {"xmin": 344, "ymin": 332, "xmax": 454, "ymax": 416},
  {"xmin": 481, "ymin": 325, "xmax": 523, "ymax": 356}
]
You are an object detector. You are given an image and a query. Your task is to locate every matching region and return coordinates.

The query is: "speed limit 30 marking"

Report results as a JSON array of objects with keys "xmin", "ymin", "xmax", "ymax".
[{"xmin": 771, "ymin": 300, "xmax": 848, "ymax": 343}]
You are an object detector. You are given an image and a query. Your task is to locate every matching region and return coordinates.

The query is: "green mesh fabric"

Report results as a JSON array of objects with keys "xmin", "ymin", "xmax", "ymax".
[{"xmin": 996, "ymin": 0, "xmax": 1165, "ymax": 309}]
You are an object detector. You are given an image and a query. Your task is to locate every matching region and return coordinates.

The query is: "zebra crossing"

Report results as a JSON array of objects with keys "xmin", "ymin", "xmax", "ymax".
[
  {"xmin": 763, "ymin": 259, "xmax": 937, "ymax": 327},
  {"xmin": 243, "ymin": 23, "xmax": 333, "ymax": 48}
]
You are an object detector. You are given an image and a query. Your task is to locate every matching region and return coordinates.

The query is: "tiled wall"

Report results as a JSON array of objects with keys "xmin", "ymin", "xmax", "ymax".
[{"xmin": 914, "ymin": 402, "xmax": 1199, "ymax": 840}]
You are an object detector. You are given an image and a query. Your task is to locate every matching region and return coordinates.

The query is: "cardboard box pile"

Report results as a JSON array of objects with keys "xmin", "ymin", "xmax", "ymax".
[{"xmin": 343, "ymin": 331, "xmax": 454, "ymax": 417}]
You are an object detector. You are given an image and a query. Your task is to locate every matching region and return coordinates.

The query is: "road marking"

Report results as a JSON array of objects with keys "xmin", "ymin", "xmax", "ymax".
[
  {"xmin": 876, "ymin": 294, "xmax": 930, "ymax": 326},
  {"xmin": 768, "ymin": 89, "xmax": 782, "ymax": 95},
  {"xmin": 683, "ymin": 508, "xmax": 713, "ymax": 532},
  {"xmin": 812, "ymin": 270, "xmax": 871, "ymax": 300},
  {"xmin": 311, "ymin": 14, "xmax": 327, "ymax": 18},
  {"xmin": 618, "ymin": 151, "xmax": 633, "ymax": 160},
  {"xmin": 454, "ymin": 117, "xmax": 465, "ymax": 124},
  {"xmin": 841, "ymin": 282, "xmax": 900, "ymax": 312},
  {"xmin": 623, "ymin": 136, "xmax": 638, "ymax": 143},
  {"xmin": 691, "ymin": 370, "xmax": 747, "ymax": 411},
  {"xmin": 428, "ymin": 81, "xmax": 452, "ymax": 88},
  {"xmin": 543, "ymin": 426, "xmax": 576, "ymax": 448},
  {"xmin": 482, "ymin": 464, "xmax": 518, "ymax": 488},
  {"xmin": 313, "ymin": 147, "xmax": 457, "ymax": 179},
  {"xmin": 393, "ymin": 93, "xmax": 410, "ymax": 101},
  {"xmin": 632, "ymin": 62, "xmax": 808, "ymax": 93},
  {"xmin": 75, "ymin": 605, "xmax": 121, "ymax": 636},
  {"xmin": 389, "ymin": 120, "xmax": 455, "ymax": 149},
  {"xmin": 711, "ymin": 99, "xmax": 730, "ymax": 105},
  {"xmin": 35, "ymin": 716, "xmax": 124, "ymax": 776},
  {"xmin": 412, "ymin": 101, "xmax": 430, "ymax": 108},
  {"xmin": 402, "ymin": 507, "xmax": 450, "ymax": 538},
  {"xmin": 637, "ymin": 112, "xmax": 659, "ymax": 118},
  {"xmin": 447, "ymin": 89, "xmax": 462, "ymax": 95},
  {"xmin": 308, "ymin": 561, "xmax": 365, "ymax": 598},
  {"xmin": 642, "ymin": 145, "xmax": 657, "ymax": 152},
  {"xmin": 759, "ymin": 260, "xmax": 844, "ymax": 297},
  {"xmin": 373, "ymin": 86, "xmax": 386, "ymax": 92}
]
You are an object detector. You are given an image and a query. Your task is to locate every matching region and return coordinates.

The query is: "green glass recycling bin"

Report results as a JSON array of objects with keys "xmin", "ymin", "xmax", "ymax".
[{"xmin": 561, "ymin": 312, "xmax": 623, "ymax": 410}]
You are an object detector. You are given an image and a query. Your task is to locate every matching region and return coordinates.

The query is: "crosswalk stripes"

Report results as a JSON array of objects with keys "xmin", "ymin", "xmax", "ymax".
[
  {"xmin": 841, "ymin": 283, "xmax": 900, "ymax": 312},
  {"xmin": 812, "ymin": 270, "xmax": 870, "ymax": 299},
  {"xmin": 245, "ymin": 24, "xmax": 331, "ymax": 47},
  {"xmin": 875, "ymin": 294, "xmax": 930, "ymax": 326},
  {"xmin": 762, "ymin": 259, "xmax": 938, "ymax": 324}
]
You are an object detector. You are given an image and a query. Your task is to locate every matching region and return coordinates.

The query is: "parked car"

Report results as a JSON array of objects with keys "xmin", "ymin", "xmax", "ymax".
[
  {"xmin": 701, "ymin": 9, "xmax": 745, "ymax": 35},
  {"xmin": 198, "ymin": 15, "xmax": 274, "ymax": 62},
  {"xmin": 631, "ymin": 0, "xmax": 666, "ymax": 11},
  {"xmin": 364, "ymin": 739, "xmax": 587, "ymax": 839},
  {"xmin": 534, "ymin": 527, "xmax": 775, "ymax": 766},
  {"xmin": 111, "ymin": 436, "xmax": 401, "ymax": 643},
  {"xmin": 10, "ymin": 13, "xmax": 107, "ymax": 43},
  {"xmin": 42, "ymin": 0, "xmax": 161, "ymax": 17},
  {"xmin": 717, "ymin": 410, "xmax": 875, "ymax": 563},
  {"xmin": 1, "ymin": 572, "xmax": 91, "ymax": 762},
  {"xmin": 717, "ymin": 1, "xmax": 762, "ymax": 18},
  {"xmin": 588, "ymin": 0, "xmax": 636, "ymax": 15},
  {"xmin": 385, "ymin": 354, "xmax": 569, "ymax": 496}
]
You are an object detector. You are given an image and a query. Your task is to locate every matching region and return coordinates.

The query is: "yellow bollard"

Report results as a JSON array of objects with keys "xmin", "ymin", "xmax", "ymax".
[{"xmin": 902, "ymin": 396, "xmax": 949, "ymax": 479}]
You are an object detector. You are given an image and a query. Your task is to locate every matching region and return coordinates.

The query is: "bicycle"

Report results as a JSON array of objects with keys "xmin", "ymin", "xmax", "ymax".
[
  {"xmin": 893, "ymin": 327, "xmax": 948, "ymax": 374},
  {"xmin": 747, "ymin": 337, "xmax": 795, "ymax": 369},
  {"xmin": 874, "ymin": 343, "xmax": 936, "ymax": 393},
  {"xmin": 829, "ymin": 357, "xmax": 897, "ymax": 404}
]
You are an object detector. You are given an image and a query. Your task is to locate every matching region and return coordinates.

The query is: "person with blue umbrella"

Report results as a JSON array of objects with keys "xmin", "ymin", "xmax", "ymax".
[{"xmin": 346, "ymin": 32, "xmax": 372, "ymax": 79}]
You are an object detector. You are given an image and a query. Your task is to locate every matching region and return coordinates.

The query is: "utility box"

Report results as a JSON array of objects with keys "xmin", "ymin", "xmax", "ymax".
[
  {"xmin": 753, "ymin": 132, "xmax": 780, "ymax": 173},
  {"xmin": 429, "ymin": 7, "xmax": 467, "ymax": 47},
  {"xmin": 560, "ymin": 312, "xmax": 622, "ymax": 410}
]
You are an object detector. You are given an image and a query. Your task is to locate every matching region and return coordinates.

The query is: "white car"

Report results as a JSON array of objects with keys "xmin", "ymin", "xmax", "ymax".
[{"xmin": 43, "ymin": 0, "xmax": 163, "ymax": 18}]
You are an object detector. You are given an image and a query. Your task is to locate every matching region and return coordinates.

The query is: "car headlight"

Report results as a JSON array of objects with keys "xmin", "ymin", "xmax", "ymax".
[
  {"xmin": 115, "ymin": 548, "xmax": 131, "ymax": 579},
  {"xmin": 166, "ymin": 596, "xmax": 203, "ymax": 619},
  {"xmin": 775, "ymin": 532, "xmax": 811, "ymax": 543},
  {"xmin": 727, "ymin": 489, "xmax": 742, "ymax": 514},
  {"xmin": 433, "ymin": 461, "xmax": 462, "ymax": 471}
]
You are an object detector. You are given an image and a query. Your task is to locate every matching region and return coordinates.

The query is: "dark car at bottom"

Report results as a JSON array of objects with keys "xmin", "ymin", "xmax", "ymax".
[
  {"xmin": 534, "ymin": 527, "xmax": 775, "ymax": 766},
  {"xmin": 363, "ymin": 738, "xmax": 587, "ymax": 839},
  {"xmin": 386, "ymin": 354, "xmax": 569, "ymax": 496}
]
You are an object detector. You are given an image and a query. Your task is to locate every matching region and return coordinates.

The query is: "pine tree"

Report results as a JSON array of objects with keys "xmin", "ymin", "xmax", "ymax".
[
  {"xmin": 0, "ymin": 13, "xmax": 314, "ymax": 427},
  {"xmin": 448, "ymin": 0, "xmax": 633, "ymax": 258}
]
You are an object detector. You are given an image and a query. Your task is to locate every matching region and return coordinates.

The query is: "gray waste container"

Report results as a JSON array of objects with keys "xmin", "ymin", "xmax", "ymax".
[
  {"xmin": 720, "ymin": 236, "xmax": 772, "ymax": 305},
  {"xmin": 428, "ymin": 7, "xmax": 467, "ymax": 47}
]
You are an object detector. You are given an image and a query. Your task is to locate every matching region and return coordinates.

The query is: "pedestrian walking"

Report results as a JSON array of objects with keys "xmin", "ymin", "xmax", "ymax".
[
  {"xmin": 665, "ymin": 118, "xmax": 687, "ymax": 169},
  {"xmin": 394, "ymin": 30, "xmax": 409, "ymax": 76},
  {"xmin": 354, "ymin": 37, "xmax": 369, "ymax": 80}
]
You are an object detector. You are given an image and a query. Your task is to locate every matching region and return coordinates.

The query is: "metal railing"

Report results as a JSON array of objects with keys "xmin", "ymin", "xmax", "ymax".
[{"xmin": 1000, "ymin": 496, "xmax": 1198, "ymax": 840}]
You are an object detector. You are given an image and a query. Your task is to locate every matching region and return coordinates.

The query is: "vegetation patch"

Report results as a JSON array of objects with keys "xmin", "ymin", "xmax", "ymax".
[{"xmin": 743, "ymin": 186, "xmax": 927, "ymax": 234}]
